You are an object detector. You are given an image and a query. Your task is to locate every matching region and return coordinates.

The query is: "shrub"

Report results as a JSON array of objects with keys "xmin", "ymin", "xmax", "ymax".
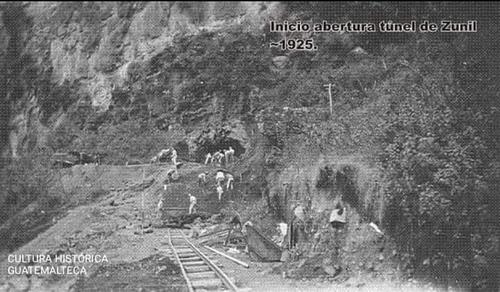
[{"xmin": 381, "ymin": 93, "xmax": 498, "ymax": 289}]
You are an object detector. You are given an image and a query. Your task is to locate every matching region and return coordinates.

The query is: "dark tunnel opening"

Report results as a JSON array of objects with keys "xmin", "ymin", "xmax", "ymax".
[
  {"xmin": 336, "ymin": 166, "xmax": 358, "ymax": 208},
  {"xmin": 316, "ymin": 164, "xmax": 360, "ymax": 209},
  {"xmin": 195, "ymin": 137, "xmax": 245, "ymax": 163},
  {"xmin": 173, "ymin": 141, "xmax": 189, "ymax": 160}
]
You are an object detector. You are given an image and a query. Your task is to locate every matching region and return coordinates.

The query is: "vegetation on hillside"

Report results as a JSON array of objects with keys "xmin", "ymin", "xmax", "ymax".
[{"xmin": 381, "ymin": 92, "xmax": 498, "ymax": 288}]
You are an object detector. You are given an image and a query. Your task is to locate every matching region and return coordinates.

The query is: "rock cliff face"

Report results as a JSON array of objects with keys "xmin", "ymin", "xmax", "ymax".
[{"xmin": 0, "ymin": 1, "xmax": 286, "ymax": 161}]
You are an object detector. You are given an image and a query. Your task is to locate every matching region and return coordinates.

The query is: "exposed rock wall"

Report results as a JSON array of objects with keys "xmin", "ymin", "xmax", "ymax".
[{"xmin": 1, "ymin": 1, "xmax": 286, "ymax": 159}]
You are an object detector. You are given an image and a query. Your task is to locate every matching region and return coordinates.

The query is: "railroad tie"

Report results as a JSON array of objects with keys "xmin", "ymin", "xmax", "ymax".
[
  {"xmin": 167, "ymin": 228, "xmax": 238, "ymax": 291},
  {"xmin": 184, "ymin": 265, "xmax": 211, "ymax": 273},
  {"xmin": 181, "ymin": 260, "xmax": 205, "ymax": 266},
  {"xmin": 190, "ymin": 278, "xmax": 223, "ymax": 289},
  {"xmin": 187, "ymin": 271, "xmax": 217, "ymax": 279}
]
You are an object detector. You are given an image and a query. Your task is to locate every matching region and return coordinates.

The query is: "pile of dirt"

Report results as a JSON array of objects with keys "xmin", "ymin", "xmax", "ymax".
[
  {"xmin": 277, "ymin": 208, "xmax": 403, "ymax": 283},
  {"xmin": 72, "ymin": 254, "xmax": 185, "ymax": 292}
]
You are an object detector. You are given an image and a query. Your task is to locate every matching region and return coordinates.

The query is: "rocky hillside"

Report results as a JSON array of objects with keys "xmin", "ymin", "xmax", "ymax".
[
  {"xmin": 1, "ymin": 2, "xmax": 499, "ymax": 290},
  {"xmin": 0, "ymin": 2, "xmax": 286, "ymax": 164}
]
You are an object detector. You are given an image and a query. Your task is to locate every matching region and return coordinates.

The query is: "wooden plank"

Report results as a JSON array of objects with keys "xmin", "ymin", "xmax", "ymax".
[
  {"xmin": 204, "ymin": 246, "xmax": 249, "ymax": 268},
  {"xmin": 185, "ymin": 266, "xmax": 211, "ymax": 273},
  {"xmin": 190, "ymin": 278, "xmax": 223, "ymax": 289}
]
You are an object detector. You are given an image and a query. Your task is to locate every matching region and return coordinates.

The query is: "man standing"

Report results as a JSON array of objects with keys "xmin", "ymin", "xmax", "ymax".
[
  {"xmin": 276, "ymin": 222, "xmax": 288, "ymax": 247},
  {"xmin": 157, "ymin": 197, "xmax": 164, "ymax": 220},
  {"xmin": 216, "ymin": 185, "xmax": 224, "ymax": 201},
  {"xmin": 224, "ymin": 149, "xmax": 230, "ymax": 165},
  {"xmin": 290, "ymin": 204, "xmax": 306, "ymax": 248},
  {"xmin": 204, "ymin": 153, "xmax": 212, "ymax": 165},
  {"xmin": 171, "ymin": 148, "xmax": 177, "ymax": 166},
  {"xmin": 227, "ymin": 146, "xmax": 234, "ymax": 163},
  {"xmin": 188, "ymin": 193, "xmax": 197, "ymax": 215},
  {"xmin": 226, "ymin": 173, "xmax": 234, "ymax": 190},
  {"xmin": 198, "ymin": 172, "xmax": 207, "ymax": 187},
  {"xmin": 216, "ymin": 171, "xmax": 225, "ymax": 187}
]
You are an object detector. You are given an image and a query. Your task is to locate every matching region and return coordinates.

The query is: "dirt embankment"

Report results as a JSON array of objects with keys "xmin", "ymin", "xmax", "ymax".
[
  {"xmin": 0, "ymin": 163, "xmax": 177, "ymax": 289},
  {"xmin": 0, "ymin": 159, "xmax": 239, "ymax": 290}
]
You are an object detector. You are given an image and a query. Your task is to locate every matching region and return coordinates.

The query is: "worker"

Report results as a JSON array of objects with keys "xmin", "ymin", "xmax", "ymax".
[
  {"xmin": 329, "ymin": 202, "xmax": 347, "ymax": 229},
  {"xmin": 275, "ymin": 222, "xmax": 288, "ymax": 247},
  {"xmin": 164, "ymin": 168, "xmax": 177, "ymax": 189},
  {"xmin": 290, "ymin": 204, "xmax": 306, "ymax": 248},
  {"xmin": 210, "ymin": 152, "xmax": 218, "ymax": 165},
  {"xmin": 225, "ymin": 146, "xmax": 235, "ymax": 164},
  {"xmin": 216, "ymin": 185, "xmax": 224, "ymax": 201},
  {"xmin": 213, "ymin": 151, "xmax": 224, "ymax": 165},
  {"xmin": 188, "ymin": 193, "xmax": 197, "ymax": 215},
  {"xmin": 224, "ymin": 215, "xmax": 242, "ymax": 246},
  {"xmin": 226, "ymin": 173, "xmax": 234, "ymax": 190},
  {"xmin": 204, "ymin": 153, "xmax": 212, "ymax": 165},
  {"xmin": 171, "ymin": 148, "xmax": 177, "ymax": 165},
  {"xmin": 312, "ymin": 231, "xmax": 321, "ymax": 251},
  {"xmin": 216, "ymin": 171, "xmax": 225, "ymax": 187},
  {"xmin": 224, "ymin": 149, "xmax": 230, "ymax": 165},
  {"xmin": 229, "ymin": 215, "xmax": 242, "ymax": 230},
  {"xmin": 198, "ymin": 172, "xmax": 207, "ymax": 187},
  {"xmin": 156, "ymin": 197, "xmax": 164, "ymax": 220}
]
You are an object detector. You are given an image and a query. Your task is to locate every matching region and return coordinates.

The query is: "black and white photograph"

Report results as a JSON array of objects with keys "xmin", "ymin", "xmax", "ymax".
[{"xmin": 0, "ymin": 2, "xmax": 498, "ymax": 291}]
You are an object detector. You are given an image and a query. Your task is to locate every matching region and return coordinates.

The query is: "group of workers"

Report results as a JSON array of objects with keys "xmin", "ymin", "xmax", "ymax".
[
  {"xmin": 154, "ymin": 146, "xmax": 350, "ymax": 241},
  {"xmin": 156, "ymin": 146, "xmax": 238, "ymax": 217},
  {"xmin": 197, "ymin": 167, "xmax": 234, "ymax": 202},
  {"xmin": 205, "ymin": 146, "xmax": 235, "ymax": 166},
  {"xmin": 151, "ymin": 148, "xmax": 180, "ymax": 190},
  {"xmin": 152, "ymin": 144, "xmax": 355, "ymax": 254},
  {"xmin": 188, "ymin": 169, "xmax": 234, "ymax": 215},
  {"xmin": 276, "ymin": 201, "xmax": 347, "ymax": 249}
]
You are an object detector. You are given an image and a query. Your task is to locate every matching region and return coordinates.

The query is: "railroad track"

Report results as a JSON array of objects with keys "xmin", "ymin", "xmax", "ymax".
[{"xmin": 167, "ymin": 229, "xmax": 239, "ymax": 292}]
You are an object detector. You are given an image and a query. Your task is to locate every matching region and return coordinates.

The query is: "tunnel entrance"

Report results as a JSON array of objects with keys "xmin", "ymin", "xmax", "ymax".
[
  {"xmin": 173, "ymin": 141, "xmax": 189, "ymax": 160},
  {"xmin": 335, "ymin": 165, "xmax": 359, "ymax": 208},
  {"xmin": 315, "ymin": 164, "xmax": 359, "ymax": 208},
  {"xmin": 195, "ymin": 136, "xmax": 245, "ymax": 163}
]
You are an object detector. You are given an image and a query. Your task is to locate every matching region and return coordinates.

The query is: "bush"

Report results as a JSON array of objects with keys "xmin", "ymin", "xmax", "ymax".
[{"xmin": 381, "ymin": 93, "xmax": 498, "ymax": 289}]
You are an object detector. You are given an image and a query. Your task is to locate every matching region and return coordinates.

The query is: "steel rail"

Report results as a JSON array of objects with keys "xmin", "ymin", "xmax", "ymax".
[
  {"xmin": 178, "ymin": 230, "xmax": 239, "ymax": 292},
  {"xmin": 167, "ymin": 229, "xmax": 195, "ymax": 292}
]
